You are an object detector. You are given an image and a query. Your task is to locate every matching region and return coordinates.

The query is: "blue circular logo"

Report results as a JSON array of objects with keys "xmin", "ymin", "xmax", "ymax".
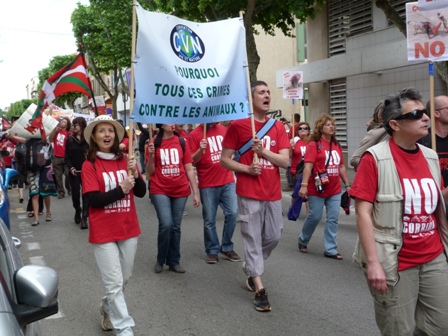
[{"xmin": 170, "ymin": 25, "xmax": 205, "ymax": 63}]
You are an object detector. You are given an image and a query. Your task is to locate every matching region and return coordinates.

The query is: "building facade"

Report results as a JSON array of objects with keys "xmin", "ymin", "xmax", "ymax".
[{"xmin": 274, "ymin": 0, "xmax": 445, "ymax": 165}]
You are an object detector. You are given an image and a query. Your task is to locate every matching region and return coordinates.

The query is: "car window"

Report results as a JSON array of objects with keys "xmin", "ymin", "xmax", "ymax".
[{"xmin": 0, "ymin": 235, "xmax": 15, "ymax": 297}]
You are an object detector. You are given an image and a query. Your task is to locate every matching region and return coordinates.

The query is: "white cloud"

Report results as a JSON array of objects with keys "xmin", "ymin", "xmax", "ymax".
[{"xmin": 0, "ymin": 0, "xmax": 89, "ymax": 109}]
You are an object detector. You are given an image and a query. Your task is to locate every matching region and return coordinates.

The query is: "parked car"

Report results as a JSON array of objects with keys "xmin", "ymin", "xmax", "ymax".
[
  {"xmin": 0, "ymin": 167, "xmax": 18, "ymax": 229},
  {"xmin": 0, "ymin": 217, "xmax": 59, "ymax": 335}
]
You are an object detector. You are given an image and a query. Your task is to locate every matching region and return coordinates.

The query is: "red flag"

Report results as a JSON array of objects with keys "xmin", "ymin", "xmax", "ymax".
[{"xmin": 26, "ymin": 53, "xmax": 93, "ymax": 136}]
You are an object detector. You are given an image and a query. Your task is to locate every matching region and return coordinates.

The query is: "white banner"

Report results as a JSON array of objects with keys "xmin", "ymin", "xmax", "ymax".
[
  {"xmin": 8, "ymin": 104, "xmax": 58, "ymax": 139},
  {"xmin": 418, "ymin": 0, "xmax": 448, "ymax": 10},
  {"xmin": 406, "ymin": 2, "xmax": 448, "ymax": 62},
  {"xmin": 283, "ymin": 71, "xmax": 303, "ymax": 99},
  {"xmin": 132, "ymin": 4, "xmax": 249, "ymax": 124}
]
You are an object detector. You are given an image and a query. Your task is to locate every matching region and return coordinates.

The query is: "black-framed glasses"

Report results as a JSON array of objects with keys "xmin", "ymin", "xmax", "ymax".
[
  {"xmin": 298, "ymin": 127, "xmax": 309, "ymax": 130},
  {"xmin": 394, "ymin": 109, "xmax": 427, "ymax": 121},
  {"xmin": 436, "ymin": 106, "xmax": 448, "ymax": 111}
]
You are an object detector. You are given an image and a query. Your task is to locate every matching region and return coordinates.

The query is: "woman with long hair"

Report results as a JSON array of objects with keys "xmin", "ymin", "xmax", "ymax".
[
  {"xmin": 297, "ymin": 114, "xmax": 351, "ymax": 260},
  {"xmin": 65, "ymin": 116, "xmax": 89, "ymax": 229},
  {"xmin": 81, "ymin": 115, "xmax": 146, "ymax": 335},
  {"xmin": 147, "ymin": 123, "xmax": 200, "ymax": 274}
]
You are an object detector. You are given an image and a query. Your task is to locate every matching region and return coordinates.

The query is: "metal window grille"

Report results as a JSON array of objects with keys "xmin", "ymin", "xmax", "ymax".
[
  {"xmin": 388, "ymin": 0, "xmax": 407, "ymax": 25},
  {"xmin": 328, "ymin": 0, "xmax": 372, "ymax": 57},
  {"xmin": 329, "ymin": 79, "xmax": 347, "ymax": 153}
]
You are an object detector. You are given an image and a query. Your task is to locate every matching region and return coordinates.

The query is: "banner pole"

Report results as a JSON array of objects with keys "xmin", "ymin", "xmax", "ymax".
[
  {"xmin": 291, "ymin": 99, "xmax": 295, "ymax": 143},
  {"xmin": 240, "ymin": 11, "xmax": 257, "ymax": 162},
  {"xmin": 203, "ymin": 123, "xmax": 207, "ymax": 153},
  {"xmin": 429, "ymin": 62, "xmax": 436, "ymax": 152},
  {"xmin": 128, "ymin": 0, "xmax": 137, "ymax": 174}
]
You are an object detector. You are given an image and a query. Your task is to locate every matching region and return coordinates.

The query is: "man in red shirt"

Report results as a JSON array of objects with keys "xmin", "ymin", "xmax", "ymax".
[
  {"xmin": 221, "ymin": 81, "xmax": 290, "ymax": 312},
  {"xmin": 188, "ymin": 123, "xmax": 240, "ymax": 264},
  {"xmin": 49, "ymin": 117, "xmax": 72, "ymax": 198}
]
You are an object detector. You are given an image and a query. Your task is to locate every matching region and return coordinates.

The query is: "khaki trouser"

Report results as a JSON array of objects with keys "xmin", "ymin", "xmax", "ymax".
[{"xmin": 368, "ymin": 252, "xmax": 448, "ymax": 336}]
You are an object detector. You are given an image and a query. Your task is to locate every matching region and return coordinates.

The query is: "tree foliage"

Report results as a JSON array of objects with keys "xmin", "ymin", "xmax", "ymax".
[
  {"xmin": 6, "ymin": 99, "xmax": 37, "ymax": 120},
  {"xmin": 38, "ymin": 54, "xmax": 80, "ymax": 109},
  {"xmin": 71, "ymin": 0, "xmax": 133, "ymax": 117},
  {"xmin": 144, "ymin": 0, "xmax": 325, "ymax": 81}
]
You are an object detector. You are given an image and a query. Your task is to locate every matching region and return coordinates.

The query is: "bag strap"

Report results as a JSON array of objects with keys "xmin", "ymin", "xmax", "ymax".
[
  {"xmin": 314, "ymin": 139, "xmax": 332, "ymax": 175},
  {"xmin": 233, "ymin": 117, "xmax": 276, "ymax": 161}
]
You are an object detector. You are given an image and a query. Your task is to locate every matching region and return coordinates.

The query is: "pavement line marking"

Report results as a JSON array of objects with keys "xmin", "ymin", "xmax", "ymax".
[
  {"xmin": 29, "ymin": 256, "xmax": 46, "ymax": 266},
  {"xmin": 26, "ymin": 242, "xmax": 40, "ymax": 251}
]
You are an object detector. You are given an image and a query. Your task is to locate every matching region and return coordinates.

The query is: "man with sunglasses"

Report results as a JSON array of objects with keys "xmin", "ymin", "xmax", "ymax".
[
  {"xmin": 418, "ymin": 95, "xmax": 448, "ymax": 189},
  {"xmin": 350, "ymin": 88, "xmax": 448, "ymax": 335}
]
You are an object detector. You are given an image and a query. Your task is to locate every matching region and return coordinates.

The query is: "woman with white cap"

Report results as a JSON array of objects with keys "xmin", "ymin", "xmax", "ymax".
[{"xmin": 81, "ymin": 115, "xmax": 146, "ymax": 336}]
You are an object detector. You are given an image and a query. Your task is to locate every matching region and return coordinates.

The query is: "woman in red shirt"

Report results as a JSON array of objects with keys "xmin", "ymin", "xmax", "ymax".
[
  {"xmin": 82, "ymin": 115, "xmax": 146, "ymax": 335},
  {"xmin": 298, "ymin": 115, "xmax": 351, "ymax": 260},
  {"xmin": 146, "ymin": 123, "xmax": 200, "ymax": 274}
]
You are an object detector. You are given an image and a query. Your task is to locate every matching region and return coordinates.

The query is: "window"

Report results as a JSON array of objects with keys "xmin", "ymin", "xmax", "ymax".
[
  {"xmin": 328, "ymin": 0, "xmax": 373, "ymax": 57},
  {"xmin": 329, "ymin": 79, "xmax": 347, "ymax": 152}
]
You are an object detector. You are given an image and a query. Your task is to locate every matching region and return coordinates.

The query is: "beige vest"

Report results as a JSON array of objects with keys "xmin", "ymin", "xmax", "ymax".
[{"xmin": 353, "ymin": 140, "xmax": 448, "ymax": 285}]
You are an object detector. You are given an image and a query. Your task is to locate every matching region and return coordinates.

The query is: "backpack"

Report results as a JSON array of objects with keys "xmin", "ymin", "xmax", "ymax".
[
  {"xmin": 26, "ymin": 138, "xmax": 50, "ymax": 172},
  {"xmin": 14, "ymin": 143, "xmax": 26, "ymax": 164}
]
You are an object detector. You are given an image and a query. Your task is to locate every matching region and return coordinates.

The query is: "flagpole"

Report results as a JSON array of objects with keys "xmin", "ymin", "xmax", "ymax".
[
  {"xmin": 78, "ymin": 45, "xmax": 98, "ymax": 117},
  {"xmin": 240, "ymin": 11, "xmax": 257, "ymax": 162},
  {"xmin": 429, "ymin": 62, "xmax": 436, "ymax": 151},
  {"xmin": 128, "ymin": 0, "xmax": 137, "ymax": 174}
]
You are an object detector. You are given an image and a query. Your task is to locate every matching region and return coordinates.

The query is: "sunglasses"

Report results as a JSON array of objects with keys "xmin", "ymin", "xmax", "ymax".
[
  {"xmin": 298, "ymin": 127, "xmax": 309, "ymax": 130},
  {"xmin": 394, "ymin": 109, "xmax": 427, "ymax": 121}
]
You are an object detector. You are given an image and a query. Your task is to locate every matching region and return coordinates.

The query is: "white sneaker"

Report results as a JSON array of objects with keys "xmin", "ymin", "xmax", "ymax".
[{"xmin": 100, "ymin": 303, "xmax": 114, "ymax": 331}]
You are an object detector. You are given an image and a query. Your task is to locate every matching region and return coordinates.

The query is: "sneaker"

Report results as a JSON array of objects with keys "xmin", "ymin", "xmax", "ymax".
[
  {"xmin": 58, "ymin": 193, "xmax": 64, "ymax": 199},
  {"xmin": 246, "ymin": 276, "xmax": 255, "ymax": 292},
  {"xmin": 219, "ymin": 249, "xmax": 241, "ymax": 262},
  {"xmin": 154, "ymin": 262, "xmax": 163, "ymax": 273},
  {"xmin": 182, "ymin": 211, "xmax": 188, "ymax": 216},
  {"xmin": 242, "ymin": 262, "xmax": 255, "ymax": 292},
  {"xmin": 100, "ymin": 303, "xmax": 114, "ymax": 331},
  {"xmin": 169, "ymin": 265, "xmax": 185, "ymax": 273},
  {"xmin": 254, "ymin": 288, "xmax": 271, "ymax": 312},
  {"xmin": 205, "ymin": 254, "xmax": 219, "ymax": 264}
]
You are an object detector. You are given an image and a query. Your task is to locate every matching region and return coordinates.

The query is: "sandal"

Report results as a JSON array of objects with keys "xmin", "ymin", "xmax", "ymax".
[
  {"xmin": 27, "ymin": 212, "xmax": 34, "ymax": 218},
  {"xmin": 46, "ymin": 214, "xmax": 52, "ymax": 222},
  {"xmin": 324, "ymin": 252, "xmax": 343, "ymax": 260},
  {"xmin": 31, "ymin": 221, "xmax": 39, "ymax": 227},
  {"xmin": 298, "ymin": 243, "xmax": 308, "ymax": 253}
]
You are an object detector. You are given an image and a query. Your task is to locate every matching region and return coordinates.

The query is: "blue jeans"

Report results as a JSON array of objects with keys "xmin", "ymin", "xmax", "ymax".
[
  {"xmin": 199, "ymin": 183, "xmax": 237, "ymax": 255},
  {"xmin": 151, "ymin": 194, "xmax": 188, "ymax": 266},
  {"xmin": 298, "ymin": 193, "xmax": 341, "ymax": 255}
]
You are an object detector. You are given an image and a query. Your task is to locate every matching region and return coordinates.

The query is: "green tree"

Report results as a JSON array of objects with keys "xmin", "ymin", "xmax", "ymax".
[
  {"xmin": 145, "ymin": 0, "xmax": 325, "ymax": 81},
  {"xmin": 374, "ymin": 0, "xmax": 448, "ymax": 85},
  {"xmin": 71, "ymin": 0, "xmax": 133, "ymax": 118},
  {"xmin": 38, "ymin": 54, "xmax": 80, "ymax": 109},
  {"xmin": 6, "ymin": 99, "xmax": 37, "ymax": 120}
]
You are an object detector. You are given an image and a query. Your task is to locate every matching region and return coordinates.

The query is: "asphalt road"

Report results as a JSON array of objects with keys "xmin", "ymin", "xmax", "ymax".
[{"xmin": 9, "ymin": 179, "xmax": 379, "ymax": 336}]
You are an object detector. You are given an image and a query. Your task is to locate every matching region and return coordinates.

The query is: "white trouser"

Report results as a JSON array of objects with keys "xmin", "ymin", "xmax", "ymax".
[{"xmin": 93, "ymin": 237, "xmax": 138, "ymax": 336}]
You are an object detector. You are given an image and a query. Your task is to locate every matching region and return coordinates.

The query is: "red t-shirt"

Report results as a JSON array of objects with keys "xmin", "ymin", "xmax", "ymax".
[
  {"xmin": 304, "ymin": 139, "xmax": 344, "ymax": 197},
  {"xmin": 188, "ymin": 124, "xmax": 234, "ymax": 189},
  {"xmin": 53, "ymin": 130, "xmax": 69, "ymax": 158},
  {"xmin": 291, "ymin": 139, "xmax": 307, "ymax": 174},
  {"xmin": 178, "ymin": 130, "xmax": 189, "ymax": 139},
  {"xmin": 81, "ymin": 157, "xmax": 141, "ymax": 244},
  {"xmin": 121, "ymin": 137, "xmax": 129, "ymax": 153},
  {"xmin": 222, "ymin": 117, "xmax": 290, "ymax": 201},
  {"xmin": 350, "ymin": 139, "xmax": 444, "ymax": 271},
  {"xmin": 150, "ymin": 136, "xmax": 193, "ymax": 197}
]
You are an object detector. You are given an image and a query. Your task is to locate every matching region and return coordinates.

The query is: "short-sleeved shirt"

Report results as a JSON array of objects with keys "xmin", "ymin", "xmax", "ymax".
[
  {"xmin": 304, "ymin": 139, "xmax": 344, "ymax": 197},
  {"xmin": 222, "ymin": 117, "xmax": 290, "ymax": 201},
  {"xmin": 350, "ymin": 139, "xmax": 444, "ymax": 271},
  {"xmin": 290, "ymin": 139, "xmax": 307, "ymax": 174},
  {"xmin": 150, "ymin": 136, "xmax": 193, "ymax": 197},
  {"xmin": 81, "ymin": 157, "xmax": 141, "ymax": 244},
  {"xmin": 53, "ymin": 130, "xmax": 69, "ymax": 158},
  {"xmin": 188, "ymin": 124, "xmax": 234, "ymax": 189}
]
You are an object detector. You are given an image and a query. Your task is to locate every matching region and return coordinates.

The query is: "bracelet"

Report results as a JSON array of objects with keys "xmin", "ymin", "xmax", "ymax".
[
  {"xmin": 345, "ymin": 183, "xmax": 351, "ymax": 187},
  {"xmin": 300, "ymin": 182, "xmax": 308, "ymax": 186}
]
